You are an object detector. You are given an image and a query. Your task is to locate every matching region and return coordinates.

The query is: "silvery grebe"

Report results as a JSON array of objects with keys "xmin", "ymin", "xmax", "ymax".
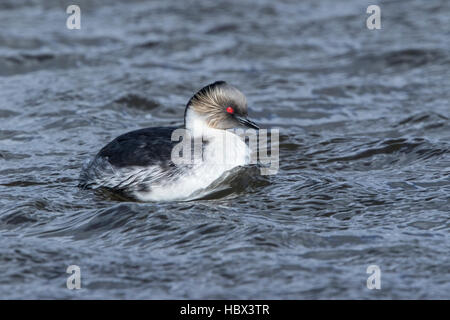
[{"xmin": 78, "ymin": 81, "xmax": 259, "ymax": 201}]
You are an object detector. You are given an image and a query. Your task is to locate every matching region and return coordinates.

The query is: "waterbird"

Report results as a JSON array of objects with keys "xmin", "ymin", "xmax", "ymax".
[{"xmin": 78, "ymin": 81, "xmax": 259, "ymax": 201}]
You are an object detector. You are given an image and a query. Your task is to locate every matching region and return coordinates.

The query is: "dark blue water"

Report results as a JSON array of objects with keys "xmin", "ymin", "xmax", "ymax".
[{"xmin": 0, "ymin": 0, "xmax": 449, "ymax": 299}]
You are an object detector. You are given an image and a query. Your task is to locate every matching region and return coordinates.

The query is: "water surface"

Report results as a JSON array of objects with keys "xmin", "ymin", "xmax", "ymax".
[{"xmin": 0, "ymin": 0, "xmax": 449, "ymax": 299}]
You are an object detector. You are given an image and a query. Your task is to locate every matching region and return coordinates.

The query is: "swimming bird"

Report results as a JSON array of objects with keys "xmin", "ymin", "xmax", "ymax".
[{"xmin": 78, "ymin": 81, "xmax": 259, "ymax": 201}]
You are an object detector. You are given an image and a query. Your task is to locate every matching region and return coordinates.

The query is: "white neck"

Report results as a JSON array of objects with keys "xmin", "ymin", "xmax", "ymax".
[{"xmin": 185, "ymin": 108, "xmax": 219, "ymax": 138}]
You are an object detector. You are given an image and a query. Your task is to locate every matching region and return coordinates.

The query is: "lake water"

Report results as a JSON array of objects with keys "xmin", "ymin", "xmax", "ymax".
[{"xmin": 0, "ymin": 0, "xmax": 449, "ymax": 299}]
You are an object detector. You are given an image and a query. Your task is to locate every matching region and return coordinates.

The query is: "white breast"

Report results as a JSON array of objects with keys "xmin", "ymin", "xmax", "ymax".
[{"xmin": 134, "ymin": 128, "xmax": 250, "ymax": 202}]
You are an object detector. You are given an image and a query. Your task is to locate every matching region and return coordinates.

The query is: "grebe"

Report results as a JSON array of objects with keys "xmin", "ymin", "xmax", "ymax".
[{"xmin": 78, "ymin": 81, "xmax": 259, "ymax": 201}]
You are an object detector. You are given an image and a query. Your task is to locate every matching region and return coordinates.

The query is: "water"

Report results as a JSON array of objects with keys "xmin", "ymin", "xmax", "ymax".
[{"xmin": 0, "ymin": 0, "xmax": 449, "ymax": 299}]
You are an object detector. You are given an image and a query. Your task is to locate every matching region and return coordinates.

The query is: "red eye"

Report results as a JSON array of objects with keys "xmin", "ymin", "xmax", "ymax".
[{"xmin": 226, "ymin": 106, "xmax": 234, "ymax": 114}]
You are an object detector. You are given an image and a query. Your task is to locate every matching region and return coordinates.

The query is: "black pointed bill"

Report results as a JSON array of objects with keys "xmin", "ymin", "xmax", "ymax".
[{"xmin": 235, "ymin": 116, "xmax": 259, "ymax": 130}]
